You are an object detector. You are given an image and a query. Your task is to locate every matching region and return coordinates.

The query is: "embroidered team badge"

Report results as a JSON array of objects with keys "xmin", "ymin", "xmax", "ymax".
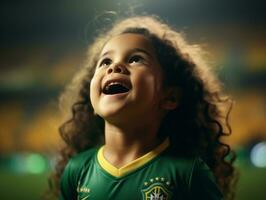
[{"xmin": 141, "ymin": 177, "xmax": 172, "ymax": 200}]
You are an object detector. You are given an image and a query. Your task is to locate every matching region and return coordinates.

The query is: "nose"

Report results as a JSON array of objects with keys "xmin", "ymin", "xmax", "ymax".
[{"xmin": 107, "ymin": 63, "xmax": 128, "ymax": 74}]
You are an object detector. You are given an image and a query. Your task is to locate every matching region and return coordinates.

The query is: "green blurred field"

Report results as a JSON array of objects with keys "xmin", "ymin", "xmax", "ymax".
[
  {"xmin": 0, "ymin": 165, "xmax": 265, "ymax": 200},
  {"xmin": 235, "ymin": 165, "xmax": 266, "ymax": 200},
  {"xmin": 0, "ymin": 169, "xmax": 50, "ymax": 200}
]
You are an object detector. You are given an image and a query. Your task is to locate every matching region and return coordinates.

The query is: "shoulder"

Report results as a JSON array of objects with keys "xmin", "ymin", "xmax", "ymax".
[
  {"xmin": 159, "ymin": 152, "xmax": 223, "ymax": 199},
  {"xmin": 64, "ymin": 147, "xmax": 98, "ymax": 179},
  {"xmin": 60, "ymin": 147, "xmax": 98, "ymax": 197},
  {"xmin": 189, "ymin": 157, "xmax": 217, "ymax": 187},
  {"xmin": 70, "ymin": 148, "xmax": 98, "ymax": 168},
  {"xmin": 188, "ymin": 157, "xmax": 224, "ymax": 199},
  {"xmin": 159, "ymin": 151, "xmax": 197, "ymax": 186}
]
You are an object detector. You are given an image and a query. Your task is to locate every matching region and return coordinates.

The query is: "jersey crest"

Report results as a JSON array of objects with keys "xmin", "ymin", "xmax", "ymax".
[{"xmin": 141, "ymin": 177, "xmax": 172, "ymax": 200}]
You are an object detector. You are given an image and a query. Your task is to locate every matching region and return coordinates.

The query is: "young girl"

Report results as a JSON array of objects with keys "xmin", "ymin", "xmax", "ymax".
[{"xmin": 53, "ymin": 16, "xmax": 237, "ymax": 200}]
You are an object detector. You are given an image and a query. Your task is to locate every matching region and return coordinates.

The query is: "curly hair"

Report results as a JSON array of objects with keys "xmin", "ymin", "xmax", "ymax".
[{"xmin": 49, "ymin": 16, "xmax": 238, "ymax": 200}]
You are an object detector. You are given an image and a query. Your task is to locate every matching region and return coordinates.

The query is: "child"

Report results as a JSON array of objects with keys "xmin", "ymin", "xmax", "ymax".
[{"xmin": 54, "ymin": 16, "xmax": 237, "ymax": 200}]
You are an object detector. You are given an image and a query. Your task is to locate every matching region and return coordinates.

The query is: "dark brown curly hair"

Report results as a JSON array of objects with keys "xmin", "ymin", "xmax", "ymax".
[{"xmin": 49, "ymin": 16, "xmax": 238, "ymax": 200}]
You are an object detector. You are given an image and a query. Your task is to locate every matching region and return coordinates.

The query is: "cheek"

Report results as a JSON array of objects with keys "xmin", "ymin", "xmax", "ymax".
[
  {"xmin": 89, "ymin": 76, "xmax": 100, "ymax": 105},
  {"xmin": 135, "ymin": 70, "xmax": 163, "ymax": 97}
]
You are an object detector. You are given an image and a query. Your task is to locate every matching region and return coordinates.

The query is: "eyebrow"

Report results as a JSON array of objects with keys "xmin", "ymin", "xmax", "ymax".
[
  {"xmin": 131, "ymin": 48, "xmax": 153, "ymax": 57},
  {"xmin": 100, "ymin": 48, "xmax": 153, "ymax": 58},
  {"xmin": 100, "ymin": 50, "xmax": 114, "ymax": 58}
]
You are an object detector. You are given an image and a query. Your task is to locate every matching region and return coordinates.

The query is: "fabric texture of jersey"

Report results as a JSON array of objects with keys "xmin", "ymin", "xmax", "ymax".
[{"xmin": 60, "ymin": 138, "xmax": 223, "ymax": 200}]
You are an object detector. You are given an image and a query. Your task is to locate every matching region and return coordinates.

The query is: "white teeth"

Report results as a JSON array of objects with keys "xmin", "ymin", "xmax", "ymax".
[{"xmin": 105, "ymin": 82, "xmax": 129, "ymax": 90}]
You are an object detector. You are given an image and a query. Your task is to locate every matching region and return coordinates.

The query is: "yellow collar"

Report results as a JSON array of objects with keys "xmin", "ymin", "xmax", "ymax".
[{"xmin": 97, "ymin": 138, "xmax": 170, "ymax": 177}]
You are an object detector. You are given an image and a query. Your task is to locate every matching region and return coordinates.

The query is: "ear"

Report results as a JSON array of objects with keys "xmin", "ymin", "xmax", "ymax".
[{"xmin": 160, "ymin": 87, "xmax": 181, "ymax": 110}]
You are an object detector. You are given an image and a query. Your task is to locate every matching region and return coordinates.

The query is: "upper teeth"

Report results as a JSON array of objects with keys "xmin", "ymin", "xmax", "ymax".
[{"xmin": 105, "ymin": 82, "xmax": 128, "ymax": 90}]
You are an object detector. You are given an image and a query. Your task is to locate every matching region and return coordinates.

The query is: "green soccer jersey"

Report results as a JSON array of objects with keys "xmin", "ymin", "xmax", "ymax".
[{"xmin": 60, "ymin": 138, "xmax": 223, "ymax": 200}]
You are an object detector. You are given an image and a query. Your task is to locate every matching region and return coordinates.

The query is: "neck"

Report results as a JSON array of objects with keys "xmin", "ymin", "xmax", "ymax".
[{"xmin": 103, "ymin": 120, "xmax": 162, "ymax": 168}]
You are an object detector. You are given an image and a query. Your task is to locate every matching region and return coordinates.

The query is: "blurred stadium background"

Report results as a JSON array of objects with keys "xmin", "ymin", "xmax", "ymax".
[{"xmin": 0, "ymin": 0, "xmax": 265, "ymax": 199}]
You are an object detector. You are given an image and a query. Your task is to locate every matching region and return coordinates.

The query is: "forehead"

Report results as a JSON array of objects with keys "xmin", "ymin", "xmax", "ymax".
[{"xmin": 100, "ymin": 33, "xmax": 156, "ymax": 56}]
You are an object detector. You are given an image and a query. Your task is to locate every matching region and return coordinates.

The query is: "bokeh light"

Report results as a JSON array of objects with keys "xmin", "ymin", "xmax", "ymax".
[
  {"xmin": 250, "ymin": 142, "xmax": 266, "ymax": 168},
  {"xmin": 25, "ymin": 154, "xmax": 47, "ymax": 174},
  {"xmin": 8, "ymin": 153, "xmax": 48, "ymax": 174}
]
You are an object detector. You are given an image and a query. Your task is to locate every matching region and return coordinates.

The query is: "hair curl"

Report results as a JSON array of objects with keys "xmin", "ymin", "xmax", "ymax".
[{"xmin": 49, "ymin": 16, "xmax": 238, "ymax": 200}]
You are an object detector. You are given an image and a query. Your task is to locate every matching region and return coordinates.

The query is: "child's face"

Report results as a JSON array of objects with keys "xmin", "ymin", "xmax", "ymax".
[{"xmin": 90, "ymin": 33, "xmax": 166, "ymax": 123}]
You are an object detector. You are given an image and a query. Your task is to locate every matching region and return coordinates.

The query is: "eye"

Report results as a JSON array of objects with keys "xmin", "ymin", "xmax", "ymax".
[
  {"xmin": 128, "ymin": 55, "xmax": 144, "ymax": 64},
  {"xmin": 99, "ymin": 58, "xmax": 112, "ymax": 67}
]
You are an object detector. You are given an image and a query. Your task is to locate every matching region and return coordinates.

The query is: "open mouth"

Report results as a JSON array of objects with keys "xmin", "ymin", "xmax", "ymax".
[{"xmin": 103, "ymin": 82, "xmax": 130, "ymax": 95}]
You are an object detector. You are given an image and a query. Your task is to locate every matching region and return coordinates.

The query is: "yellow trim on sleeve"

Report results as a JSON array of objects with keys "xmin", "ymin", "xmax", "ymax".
[{"xmin": 97, "ymin": 138, "xmax": 170, "ymax": 177}]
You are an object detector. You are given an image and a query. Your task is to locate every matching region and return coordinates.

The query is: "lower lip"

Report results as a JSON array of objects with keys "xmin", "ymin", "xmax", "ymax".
[{"xmin": 103, "ymin": 92, "xmax": 129, "ymax": 98}]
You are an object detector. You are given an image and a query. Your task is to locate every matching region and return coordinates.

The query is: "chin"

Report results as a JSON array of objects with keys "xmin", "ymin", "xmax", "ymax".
[{"xmin": 99, "ymin": 108, "xmax": 131, "ymax": 124}]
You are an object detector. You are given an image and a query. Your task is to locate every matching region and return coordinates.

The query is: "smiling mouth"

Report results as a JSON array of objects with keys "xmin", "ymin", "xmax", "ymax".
[{"xmin": 103, "ymin": 82, "xmax": 130, "ymax": 95}]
